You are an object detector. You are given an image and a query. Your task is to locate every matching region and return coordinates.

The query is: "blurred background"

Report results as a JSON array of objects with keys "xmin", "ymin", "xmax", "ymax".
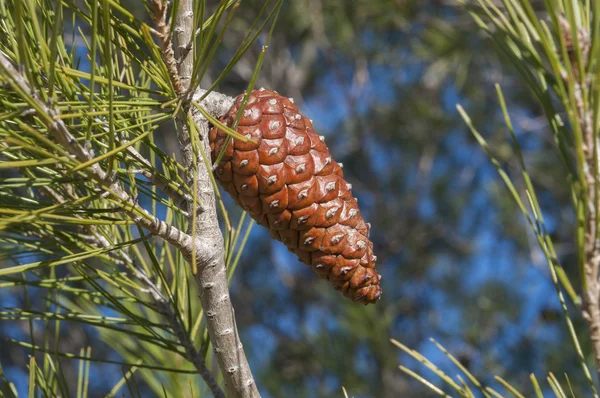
[{"xmin": 1, "ymin": 0, "xmax": 589, "ymax": 397}]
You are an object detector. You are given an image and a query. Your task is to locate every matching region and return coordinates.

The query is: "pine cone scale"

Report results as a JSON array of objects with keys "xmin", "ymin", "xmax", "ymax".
[{"xmin": 210, "ymin": 89, "xmax": 382, "ymax": 304}]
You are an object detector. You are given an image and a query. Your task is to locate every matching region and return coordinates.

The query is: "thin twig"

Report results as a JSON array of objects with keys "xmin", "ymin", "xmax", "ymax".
[
  {"xmin": 126, "ymin": 144, "xmax": 193, "ymax": 210},
  {"xmin": 96, "ymin": 238, "xmax": 224, "ymax": 397},
  {"xmin": 148, "ymin": 0, "xmax": 185, "ymax": 97},
  {"xmin": 35, "ymin": 170, "xmax": 224, "ymax": 397}
]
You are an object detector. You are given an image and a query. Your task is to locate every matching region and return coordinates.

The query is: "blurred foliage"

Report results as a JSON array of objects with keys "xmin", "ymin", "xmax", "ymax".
[{"xmin": 215, "ymin": 0, "xmax": 595, "ymax": 397}]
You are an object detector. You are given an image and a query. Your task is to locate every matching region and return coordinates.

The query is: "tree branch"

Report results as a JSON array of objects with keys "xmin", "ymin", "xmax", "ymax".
[
  {"xmin": 150, "ymin": 0, "xmax": 260, "ymax": 396},
  {"xmin": 579, "ymin": 79, "xmax": 600, "ymax": 380},
  {"xmin": 30, "ymin": 163, "xmax": 225, "ymax": 398},
  {"xmin": 2, "ymin": 2, "xmax": 259, "ymax": 394},
  {"xmin": 0, "ymin": 53, "xmax": 195, "ymax": 257},
  {"xmin": 88, "ymin": 230, "xmax": 226, "ymax": 398},
  {"xmin": 562, "ymin": 15, "xmax": 600, "ymax": 380}
]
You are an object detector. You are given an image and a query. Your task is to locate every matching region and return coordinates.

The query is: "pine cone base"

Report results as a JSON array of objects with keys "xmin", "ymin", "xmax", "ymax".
[{"xmin": 209, "ymin": 88, "xmax": 382, "ymax": 304}]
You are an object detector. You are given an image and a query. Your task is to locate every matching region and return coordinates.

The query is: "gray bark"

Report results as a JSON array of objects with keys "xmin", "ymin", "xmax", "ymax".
[{"xmin": 173, "ymin": 1, "xmax": 260, "ymax": 396}]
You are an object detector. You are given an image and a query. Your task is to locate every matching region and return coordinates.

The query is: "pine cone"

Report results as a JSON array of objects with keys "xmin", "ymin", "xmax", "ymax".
[{"xmin": 209, "ymin": 88, "xmax": 382, "ymax": 304}]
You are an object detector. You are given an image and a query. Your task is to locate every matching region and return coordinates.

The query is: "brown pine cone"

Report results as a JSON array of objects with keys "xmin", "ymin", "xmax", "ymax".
[{"xmin": 209, "ymin": 88, "xmax": 382, "ymax": 304}]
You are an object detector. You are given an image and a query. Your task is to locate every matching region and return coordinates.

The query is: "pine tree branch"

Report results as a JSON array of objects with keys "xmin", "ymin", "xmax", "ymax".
[
  {"xmin": 22, "ymin": 153, "xmax": 225, "ymax": 397},
  {"xmin": 0, "ymin": 51, "xmax": 226, "ymax": 395},
  {"xmin": 0, "ymin": 52, "xmax": 194, "ymax": 265},
  {"xmin": 84, "ymin": 230, "xmax": 226, "ymax": 398},
  {"xmin": 557, "ymin": 15, "xmax": 600, "ymax": 380},
  {"xmin": 578, "ymin": 78, "xmax": 600, "ymax": 381},
  {"xmin": 149, "ymin": 0, "xmax": 260, "ymax": 396},
  {"xmin": 12, "ymin": 121, "xmax": 225, "ymax": 396},
  {"xmin": 2, "ymin": 2, "xmax": 258, "ymax": 394}
]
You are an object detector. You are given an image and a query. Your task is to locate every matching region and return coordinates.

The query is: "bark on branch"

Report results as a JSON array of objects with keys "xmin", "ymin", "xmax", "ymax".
[
  {"xmin": 564, "ymin": 17, "xmax": 600, "ymax": 382},
  {"xmin": 579, "ymin": 78, "xmax": 600, "ymax": 381},
  {"xmin": 150, "ymin": 0, "xmax": 260, "ymax": 396}
]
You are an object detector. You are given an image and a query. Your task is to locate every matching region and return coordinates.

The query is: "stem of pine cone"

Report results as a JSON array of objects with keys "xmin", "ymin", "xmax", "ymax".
[{"xmin": 172, "ymin": 1, "xmax": 260, "ymax": 396}]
